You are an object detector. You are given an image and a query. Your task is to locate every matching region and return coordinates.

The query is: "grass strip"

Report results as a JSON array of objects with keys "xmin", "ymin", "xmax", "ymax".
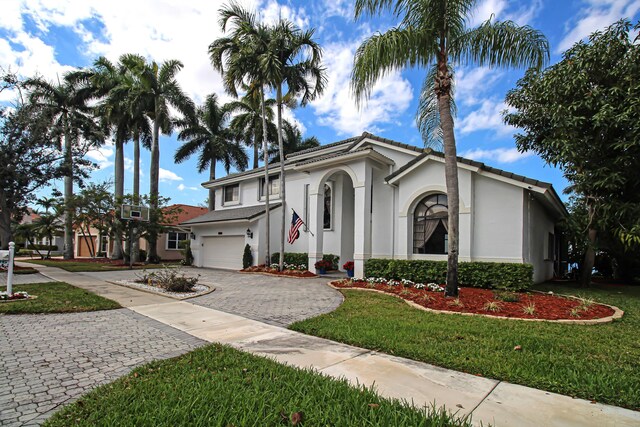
[
  {"xmin": 44, "ymin": 344, "xmax": 470, "ymax": 427},
  {"xmin": 0, "ymin": 282, "xmax": 121, "ymax": 314},
  {"xmin": 290, "ymin": 284, "xmax": 640, "ymax": 410},
  {"xmin": 24, "ymin": 259, "xmax": 178, "ymax": 272}
]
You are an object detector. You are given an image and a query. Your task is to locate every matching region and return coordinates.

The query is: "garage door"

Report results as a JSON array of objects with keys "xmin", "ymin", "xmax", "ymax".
[{"xmin": 201, "ymin": 235, "xmax": 245, "ymax": 270}]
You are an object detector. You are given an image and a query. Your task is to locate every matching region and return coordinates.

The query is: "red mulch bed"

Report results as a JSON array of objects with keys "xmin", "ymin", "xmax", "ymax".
[
  {"xmin": 241, "ymin": 265, "xmax": 317, "ymax": 278},
  {"xmin": 332, "ymin": 279, "xmax": 615, "ymax": 321}
]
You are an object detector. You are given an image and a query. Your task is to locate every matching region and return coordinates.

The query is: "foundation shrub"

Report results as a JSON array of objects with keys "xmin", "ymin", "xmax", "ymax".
[{"xmin": 270, "ymin": 253, "xmax": 339, "ymax": 269}]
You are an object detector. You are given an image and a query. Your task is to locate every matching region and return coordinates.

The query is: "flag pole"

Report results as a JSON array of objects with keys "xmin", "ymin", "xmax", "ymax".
[{"xmin": 292, "ymin": 208, "xmax": 314, "ymax": 237}]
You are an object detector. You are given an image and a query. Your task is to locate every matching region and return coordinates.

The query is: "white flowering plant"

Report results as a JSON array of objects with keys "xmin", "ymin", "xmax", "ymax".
[{"xmin": 0, "ymin": 291, "xmax": 30, "ymax": 301}]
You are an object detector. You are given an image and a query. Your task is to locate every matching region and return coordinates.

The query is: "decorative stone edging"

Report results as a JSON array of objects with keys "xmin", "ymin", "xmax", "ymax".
[
  {"xmin": 237, "ymin": 270, "xmax": 319, "ymax": 279},
  {"xmin": 327, "ymin": 281, "xmax": 624, "ymax": 325},
  {"xmin": 108, "ymin": 280, "xmax": 216, "ymax": 300}
]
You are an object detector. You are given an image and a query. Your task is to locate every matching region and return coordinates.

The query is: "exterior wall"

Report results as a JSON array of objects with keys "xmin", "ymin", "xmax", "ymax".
[
  {"xmin": 190, "ymin": 221, "xmax": 254, "ymax": 268},
  {"xmin": 156, "ymin": 230, "xmax": 187, "ymax": 261},
  {"xmin": 471, "ymin": 174, "xmax": 524, "ymax": 262},
  {"xmin": 371, "ymin": 166, "xmax": 394, "ymax": 258},
  {"xmin": 525, "ymin": 194, "xmax": 556, "ymax": 283}
]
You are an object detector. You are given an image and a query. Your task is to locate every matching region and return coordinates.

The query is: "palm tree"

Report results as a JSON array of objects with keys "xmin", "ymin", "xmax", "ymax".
[
  {"xmin": 175, "ymin": 94, "xmax": 248, "ymax": 211},
  {"xmin": 263, "ymin": 18, "xmax": 327, "ymax": 271},
  {"xmin": 227, "ymin": 87, "xmax": 277, "ymax": 169},
  {"xmin": 266, "ymin": 121, "xmax": 320, "ymax": 162},
  {"xmin": 351, "ymin": 0, "xmax": 549, "ymax": 296},
  {"xmin": 210, "ymin": 1, "xmax": 275, "ymax": 265},
  {"xmin": 25, "ymin": 76, "xmax": 102, "ymax": 259},
  {"xmin": 122, "ymin": 57, "xmax": 195, "ymax": 263}
]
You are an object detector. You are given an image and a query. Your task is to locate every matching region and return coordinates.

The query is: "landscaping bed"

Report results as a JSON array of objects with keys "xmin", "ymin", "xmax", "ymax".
[
  {"xmin": 44, "ymin": 344, "xmax": 470, "ymax": 427},
  {"xmin": 25, "ymin": 259, "xmax": 179, "ymax": 272},
  {"xmin": 12, "ymin": 265, "xmax": 38, "ymax": 274},
  {"xmin": 330, "ymin": 279, "xmax": 617, "ymax": 321},
  {"xmin": 241, "ymin": 265, "xmax": 317, "ymax": 278}
]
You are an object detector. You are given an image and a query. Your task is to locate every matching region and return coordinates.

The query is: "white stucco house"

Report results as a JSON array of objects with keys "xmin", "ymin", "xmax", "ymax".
[{"xmin": 183, "ymin": 132, "xmax": 567, "ymax": 283}]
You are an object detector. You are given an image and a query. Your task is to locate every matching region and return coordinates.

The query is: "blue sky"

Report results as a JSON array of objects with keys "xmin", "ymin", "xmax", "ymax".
[{"xmin": 1, "ymin": 0, "xmax": 639, "ymax": 207}]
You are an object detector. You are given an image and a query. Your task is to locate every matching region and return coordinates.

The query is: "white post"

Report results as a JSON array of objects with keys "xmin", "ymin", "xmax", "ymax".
[
  {"xmin": 353, "ymin": 166, "xmax": 372, "ymax": 278},
  {"xmin": 7, "ymin": 241, "xmax": 15, "ymax": 295},
  {"xmin": 307, "ymin": 189, "xmax": 324, "ymax": 273}
]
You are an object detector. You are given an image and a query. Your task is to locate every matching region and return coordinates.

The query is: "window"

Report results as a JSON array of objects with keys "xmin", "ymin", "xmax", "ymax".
[
  {"xmin": 413, "ymin": 194, "xmax": 448, "ymax": 254},
  {"xmin": 224, "ymin": 184, "xmax": 239, "ymax": 203},
  {"xmin": 167, "ymin": 231, "xmax": 189, "ymax": 250},
  {"xmin": 100, "ymin": 236, "xmax": 108, "ymax": 253},
  {"xmin": 323, "ymin": 183, "xmax": 332, "ymax": 229},
  {"xmin": 259, "ymin": 175, "xmax": 280, "ymax": 198}
]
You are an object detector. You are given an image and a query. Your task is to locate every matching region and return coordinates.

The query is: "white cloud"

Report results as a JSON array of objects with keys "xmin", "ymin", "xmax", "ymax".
[
  {"xmin": 311, "ymin": 40, "xmax": 413, "ymax": 135},
  {"xmin": 462, "ymin": 147, "xmax": 533, "ymax": 163},
  {"xmin": 159, "ymin": 168, "xmax": 183, "ymax": 182},
  {"xmin": 455, "ymin": 67, "xmax": 503, "ymax": 106},
  {"xmin": 557, "ymin": 0, "xmax": 640, "ymax": 53},
  {"xmin": 470, "ymin": 0, "xmax": 542, "ymax": 27},
  {"xmin": 458, "ymin": 99, "xmax": 515, "ymax": 135},
  {"xmin": 320, "ymin": 0, "xmax": 353, "ymax": 19},
  {"xmin": 259, "ymin": 0, "xmax": 309, "ymax": 28},
  {"xmin": 177, "ymin": 183, "xmax": 199, "ymax": 191},
  {"xmin": 85, "ymin": 141, "xmax": 115, "ymax": 169}
]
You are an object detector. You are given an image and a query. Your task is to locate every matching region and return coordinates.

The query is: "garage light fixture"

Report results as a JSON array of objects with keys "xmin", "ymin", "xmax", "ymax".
[
  {"xmin": 190, "ymin": 232, "xmax": 195, "ymax": 240},
  {"xmin": 246, "ymin": 228, "xmax": 253, "ymax": 239}
]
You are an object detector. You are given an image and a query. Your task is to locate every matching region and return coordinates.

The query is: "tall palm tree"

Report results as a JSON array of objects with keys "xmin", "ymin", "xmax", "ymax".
[
  {"xmin": 263, "ymin": 18, "xmax": 327, "ymax": 271},
  {"xmin": 175, "ymin": 94, "xmax": 248, "ymax": 211},
  {"xmin": 25, "ymin": 76, "xmax": 102, "ymax": 259},
  {"xmin": 266, "ymin": 121, "xmax": 320, "ymax": 162},
  {"xmin": 123, "ymin": 57, "xmax": 195, "ymax": 263},
  {"xmin": 227, "ymin": 87, "xmax": 277, "ymax": 169},
  {"xmin": 210, "ymin": 1, "xmax": 275, "ymax": 265},
  {"xmin": 351, "ymin": 0, "xmax": 549, "ymax": 296}
]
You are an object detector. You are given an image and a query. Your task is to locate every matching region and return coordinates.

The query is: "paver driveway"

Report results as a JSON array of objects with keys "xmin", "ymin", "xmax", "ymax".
[{"xmin": 81, "ymin": 268, "xmax": 344, "ymax": 327}]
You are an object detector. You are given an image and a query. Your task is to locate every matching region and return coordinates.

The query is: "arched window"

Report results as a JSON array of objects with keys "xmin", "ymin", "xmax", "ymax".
[{"xmin": 413, "ymin": 194, "xmax": 448, "ymax": 254}]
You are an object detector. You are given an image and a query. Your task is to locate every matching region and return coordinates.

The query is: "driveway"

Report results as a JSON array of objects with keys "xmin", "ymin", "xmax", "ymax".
[{"xmin": 80, "ymin": 268, "xmax": 344, "ymax": 327}]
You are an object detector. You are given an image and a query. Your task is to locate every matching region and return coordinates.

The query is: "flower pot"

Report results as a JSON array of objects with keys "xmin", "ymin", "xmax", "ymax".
[
  {"xmin": 318, "ymin": 268, "xmax": 326, "ymax": 275},
  {"xmin": 346, "ymin": 269, "xmax": 354, "ymax": 278}
]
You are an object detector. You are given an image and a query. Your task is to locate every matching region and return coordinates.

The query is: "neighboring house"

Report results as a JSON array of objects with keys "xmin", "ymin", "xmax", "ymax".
[
  {"xmin": 19, "ymin": 209, "xmax": 64, "ymax": 250},
  {"xmin": 183, "ymin": 132, "xmax": 567, "ymax": 283},
  {"xmin": 75, "ymin": 204, "xmax": 207, "ymax": 260}
]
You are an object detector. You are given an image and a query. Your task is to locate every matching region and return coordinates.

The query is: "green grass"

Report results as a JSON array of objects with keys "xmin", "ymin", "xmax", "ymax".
[
  {"xmin": 25, "ymin": 259, "xmax": 179, "ymax": 272},
  {"xmin": 44, "ymin": 344, "xmax": 470, "ymax": 427},
  {"xmin": 290, "ymin": 284, "xmax": 640, "ymax": 410},
  {"xmin": 0, "ymin": 282, "xmax": 120, "ymax": 314}
]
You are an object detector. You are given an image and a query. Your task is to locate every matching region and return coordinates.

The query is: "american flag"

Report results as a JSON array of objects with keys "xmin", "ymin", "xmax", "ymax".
[{"xmin": 288, "ymin": 210, "xmax": 304, "ymax": 244}]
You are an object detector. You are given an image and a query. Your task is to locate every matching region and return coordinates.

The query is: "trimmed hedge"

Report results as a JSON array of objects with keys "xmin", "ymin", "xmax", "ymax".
[
  {"xmin": 271, "ymin": 252, "xmax": 340, "ymax": 269},
  {"xmin": 27, "ymin": 244, "xmax": 58, "ymax": 251},
  {"xmin": 364, "ymin": 259, "xmax": 533, "ymax": 291}
]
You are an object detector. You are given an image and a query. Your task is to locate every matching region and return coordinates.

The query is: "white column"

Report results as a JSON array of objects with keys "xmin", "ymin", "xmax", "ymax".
[
  {"xmin": 307, "ymin": 188, "xmax": 324, "ymax": 272},
  {"xmin": 7, "ymin": 242, "xmax": 15, "ymax": 295},
  {"xmin": 353, "ymin": 166, "xmax": 372, "ymax": 278}
]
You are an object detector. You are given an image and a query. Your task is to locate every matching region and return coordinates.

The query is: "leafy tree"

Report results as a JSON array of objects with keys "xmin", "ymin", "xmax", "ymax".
[
  {"xmin": 73, "ymin": 182, "xmax": 115, "ymax": 258},
  {"xmin": 25, "ymin": 74, "xmax": 103, "ymax": 259},
  {"xmin": 227, "ymin": 87, "xmax": 277, "ymax": 169},
  {"xmin": 351, "ymin": 0, "xmax": 548, "ymax": 296},
  {"xmin": 0, "ymin": 72, "xmax": 64, "ymax": 249},
  {"xmin": 175, "ymin": 94, "xmax": 248, "ymax": 211},
  {"xmin": 504, "ymin": 19, "xmax": 640, "ymax": 286},
  {"xmin": 210, "ymin": 1, "xmax": 275, "ymax": 265},
  {"xmin": 31, "ymin": 202, "xmax": 64, "ymax": 259}
]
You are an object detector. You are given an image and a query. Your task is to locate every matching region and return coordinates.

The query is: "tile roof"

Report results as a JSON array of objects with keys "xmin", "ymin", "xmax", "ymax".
[
  {"xmin": 181, "ymin": 203, "xmax": 282, "ymax": 225},
  {"xmin": 294, "ymin": 147, "xmax": 383, "ymax": 167},
  {"xmin": 163, "ymin": 204, "xmax": 209, "ymax": 226},
  {"xmin": 286, "ymin": 136, "xmax": 359, "ymax": 158}
]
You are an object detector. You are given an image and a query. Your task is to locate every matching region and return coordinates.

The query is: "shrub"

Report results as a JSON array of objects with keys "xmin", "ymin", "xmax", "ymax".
[
  {"xmin": 314, "ymin": 259, "xmax": 332, "ymax": 270},
  {"xmin": 242, "ymin": 244, "xmax": 253, "ymax": 269},
  {"xmin": 343, "ymin": 261, "xmax": 354, "ymax": 270},
  {"xmin": 364, "ymin": 259, "xmax": 533, "ymax": 291},
  {"xmin": 26, "ymin": 244, "xmax": 58, "ymax": 251},
  {"xmin": 323, "ymin": 254, "xmax": 340, "ymax": 270},
  {"xmin": 181, "ymin": 242, "xmax": 194, "ymax": 266},
  {"xmin": 138, "ymin": 249, "xmax": 147, "ymax": 262},
  {"xmin": 270, "ymin": 252, "xmax": 340, "ymax": 269},
  {"xmin": 493, "ymin": 290, "xmax": 521, "ymax": 302},
  {"xmin": 137, "ymin": 266, "xmax": 199, "ymax": 292}
]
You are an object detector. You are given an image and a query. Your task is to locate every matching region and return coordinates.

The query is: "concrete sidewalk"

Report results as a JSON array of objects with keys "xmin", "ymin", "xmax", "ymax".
[{"xmin": 25, "ymin": 262, "xmax": 640, "ymax": 427}]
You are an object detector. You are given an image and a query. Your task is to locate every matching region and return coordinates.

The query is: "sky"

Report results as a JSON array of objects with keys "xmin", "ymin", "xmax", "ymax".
[{"xmin": 1, "ymin": 0, "xmax": 639, "ymax": 207}]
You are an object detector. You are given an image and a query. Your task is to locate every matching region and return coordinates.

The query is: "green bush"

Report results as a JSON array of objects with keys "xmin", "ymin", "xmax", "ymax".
[
  {"xmin": 364, "ymin": 259, "xmax": 533, "ymax": 291},
  {"xmin": 180, "ymin": 241, "xmax": 194, "ymax": 266},
  {"xmin": 243, "ymin": 244, "xmax": 253, "ymax": 269},
  {"xmin": 270, "ymin": 252, "xmax": 339, "ymax": 269},
  {"xmin": 322, "ymin": 254, "xmax": 340, "ymax": 270},
  {"xmin": 27, "ymin": 244, "xmax": 58, "ymax": 251}
]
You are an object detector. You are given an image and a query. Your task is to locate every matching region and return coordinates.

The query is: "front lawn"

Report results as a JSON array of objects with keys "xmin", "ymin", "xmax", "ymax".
[
  {"xmin": 0, "ymin": 282, "xmax": 121, "ymax": 314},
  {"xmin": 25, "ymin": 259, "xmax": 180, "ymax": 272},
  {"xmin": 44, "ymin": 344, "xmax": 469, "ymax": 427},
  {"xmin": 290, "ymin": 283, "xmax": 640, "ymax": 410}
]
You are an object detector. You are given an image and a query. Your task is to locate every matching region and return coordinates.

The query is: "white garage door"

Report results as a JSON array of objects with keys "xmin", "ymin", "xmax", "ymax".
[{"xmin": 201, "ymin": 235, "xmax": 245, "ymax": 270}]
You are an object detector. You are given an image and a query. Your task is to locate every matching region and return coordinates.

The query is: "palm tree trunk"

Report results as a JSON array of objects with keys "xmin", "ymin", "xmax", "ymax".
[
  {"xmin": 253, "ymin": 132, "xmax": 259, "ymax": 169},
  {"xmin": 277, "ymin": 85, "xmax": 285, "ymax": 272},
  {"xmin": 261, "ymin": 88, "xmax": 271, "ymax": 266},
  {"xmin": 147, "ymin": 104, "xmax": 161, "ymax": 263},
  {"xmin": 111, "ymin": 139, "xmax": 124, "ymax": 259},
  {"xmin": 132, "ymin": 133, "xmax": 140, "ymax": 262},
  {"xmin": 63, "ymin": 118, "xmax": 74, "ymax": 260},
  {"xmin": 208, "ymin": 160, "xmax": 216, "ymax": 211},
  {"xmin": 580, "ymin": 201, "xmax": 597, "ymax": 287},
  {"xmin": 437, "ymin": 65, "xmax": 460, "ymax": 297}
]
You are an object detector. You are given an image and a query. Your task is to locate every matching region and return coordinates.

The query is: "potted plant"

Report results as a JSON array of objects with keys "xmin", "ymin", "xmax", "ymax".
[
  {"xmin": 314, "ymin": 259, "xmax": 332, "ymax": 275},
  {"xmin": 343, "ymin": 261, "xmax": 354, "ymax": 278}
]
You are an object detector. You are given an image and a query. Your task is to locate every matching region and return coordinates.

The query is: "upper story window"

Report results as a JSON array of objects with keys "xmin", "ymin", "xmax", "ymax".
[
  {"xmin": 167, "ymin": 231, "xmax": 189, "ymax": 250},
  {"xmin": 259, "ymin": 175, "xmax": 280, "ymax": 198},
  {"xmin": 413, "ymin": 194, "xmax": 448, "ymax": 254},
  {"xmin": 224, "ymin": 184, "xmax": 239, "ymax": 203}
]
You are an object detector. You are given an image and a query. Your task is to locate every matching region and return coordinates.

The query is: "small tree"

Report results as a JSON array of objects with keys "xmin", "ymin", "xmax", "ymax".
[
  {"xmin": 242, "ymin": 243, "xmax": 253, "ymax": 269},
  {"xmin": 505, "ymin": 19, "xmax": 640, "ymax": 286}
]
